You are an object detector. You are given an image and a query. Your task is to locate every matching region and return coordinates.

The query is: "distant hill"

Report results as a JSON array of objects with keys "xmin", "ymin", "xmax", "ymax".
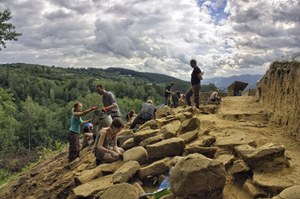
[
  {"xmin": 105, "ymin": 67, "xmax": 189, "ymax": 84},
  {"xmin": 202, "ymin": 74, "xmax": 262, "ymax": 90}
]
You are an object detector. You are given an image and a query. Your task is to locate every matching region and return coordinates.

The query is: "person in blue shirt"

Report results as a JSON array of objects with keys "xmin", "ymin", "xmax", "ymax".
[
  {"xmin": 68, "ymin": 102, "xmax": 97, "ymax": 163},
  {"xmin": 81, "ymin": 122, "xmax": 94, "ymax": 149},
  {"xmin": 185, "ymin": 59, "xmax": 204, "ymax": 109}
]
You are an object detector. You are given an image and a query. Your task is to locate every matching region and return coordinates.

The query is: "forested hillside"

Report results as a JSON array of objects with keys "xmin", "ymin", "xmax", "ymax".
[{"xmin": 0, "ymin": 63, "xmax": 217, "ymax": 183}]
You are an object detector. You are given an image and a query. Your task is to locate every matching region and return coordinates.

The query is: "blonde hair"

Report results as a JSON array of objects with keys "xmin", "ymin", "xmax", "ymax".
[{"xmin": 147, "ymin": 99, "xmax": 153, "ymax": 104}]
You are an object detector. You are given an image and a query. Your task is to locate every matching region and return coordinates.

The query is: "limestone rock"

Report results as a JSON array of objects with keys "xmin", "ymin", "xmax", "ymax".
[
  {"xmin": 190, "ymin": 135, "xmax": 216, "ymax": 147},
  {"xmin": 134, "ymin": 129, "xmax": 160, "ymax": 143},
  {"xmin": 100, "ymin": 183, "xmax": 139, "ymax": 199},
  {"xmin": 139, "ymin": 134, "xmax": 164, "ymax": 147},
  {"xmin": 118, "ymin": 129, "xmax": 134, "ymax": 146},
  {"xmin": 177, "ymin": 117, "xmax": 200, "ymax": 135},
  {"xmin": 235, "ymin": 143, "xmax": 285, "ymax": 160},
  {"xmin": 214, "ymin": 154, "xmax": 235, "ymax": 170},
  {"xmin": 275, "ymin": 185, "xmax": 300, "ymax": 199},
  {"xmin": 160, "ymin": 120, "xmax": 182, "ymax": 139},
  {"xmin": 139, "ymin": 158, "xmax": 171, "ymax": 180},
  {"xmin": 72, "ymin": 175, "xmax": 113, "ymax": 198},
  {"xmin": 184, "ymin": 146, "xmax": 217, "ymax": 158},
  {"xmin": 235, "ymin": 143, "xmax": 286, "ymax": 168},
  {"xmin": 112, "ymin": 161, "xmax": 140, "ymax": 184},
  {"xmin": 179, "ymin": 130, "xmax": 199, "ymax": 144},
  {"xmin": 146, "ymin": 138, "xmax": 185, "ymax": 159},
  {"xmin": 215, "ymin": 133, "xmax": 256, "ymax": 150},
  {"xmin": 123, "ymin": 146, "xmax": 148, "ymax": 165},
  {"xmin": 74, "ymin": 162, "xmax": 123, "ymax": 185},
  {"xmin": 156, "ymin": 106, "xmax": 172, "ymax": 119},
  {"xmin": 243, "ymin": 179, "xmax": 268, "ymax": 199},
  {"xmin": 228, "ymin": 160, "xmax": 250, "ymax": 175},
  {"xmin": 170, "ymin": 154, "xmax": 226, "ymax": 199},
  {"xmin": 74, "ymin": 166, "xmax": 102, "ymax": 185},
  {"xmin": 253, "ymin": 172, "xmax": 294, "ymax": 195},
  {"xmin": 122, "ymin": 138, "xmax": 137, "ymax": 150},
  {"xmin": 138, "ymin": 119, "xmax": 162, "ymax": 130}
]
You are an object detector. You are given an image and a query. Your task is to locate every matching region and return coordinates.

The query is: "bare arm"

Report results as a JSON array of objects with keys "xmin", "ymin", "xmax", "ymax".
[
  {"xmin": 113, "ymin": 136, "xmax": 122, "ymax": 154},
  {"xmin": 105, "ymin": 103, "xmax": 117, "ymax": 111},
  {"xmin": 197, "ymin": 71, "xmax": 204, "ymax": 80},
  {"xmin": 74, "ymin": 107, "xmax": 97, "ymax": 117}
]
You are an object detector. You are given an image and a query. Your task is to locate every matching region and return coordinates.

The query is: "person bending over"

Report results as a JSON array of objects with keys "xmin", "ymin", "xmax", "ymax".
[{"xmin": 93, "ymin": 118, "xmax": 125, "ymax": 165}]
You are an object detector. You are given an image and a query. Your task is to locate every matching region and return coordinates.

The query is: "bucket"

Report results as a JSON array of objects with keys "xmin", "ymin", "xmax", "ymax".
[{"xmin": 91, "ymin": 110, "xmax": 112, "ymax": 135}]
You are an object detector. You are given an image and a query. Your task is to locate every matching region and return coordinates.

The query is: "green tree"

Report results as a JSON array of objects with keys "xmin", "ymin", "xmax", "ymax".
[
  {"xmin": 0, "ymin": 9, "xmax": 22, "ymax": 50},
  {"xmin": 0, "ymin": 88, "xmax": 19, "ymax": 157}
]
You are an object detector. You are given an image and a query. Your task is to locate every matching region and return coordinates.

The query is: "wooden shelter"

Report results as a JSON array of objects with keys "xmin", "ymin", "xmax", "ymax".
[{"xmin": 227, "ymin": 81, "xmax": 248, "ymax": 96}]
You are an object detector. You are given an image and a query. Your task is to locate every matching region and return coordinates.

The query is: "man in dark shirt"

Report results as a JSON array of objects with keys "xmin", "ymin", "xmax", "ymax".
[
  {"xmin": 185, "ymin": 59, "xmax": 203, "ymax": 109},
  {"xmin": 130, "ymin": 100, "xmax": 156, "ymax": 130},
  {"xmin": 165, "ymin": 82, "xmax": 174, "ymax": 106}
]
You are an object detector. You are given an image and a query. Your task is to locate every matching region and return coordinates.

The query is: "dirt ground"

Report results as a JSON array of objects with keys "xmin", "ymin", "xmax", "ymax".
[
  {"xmin": 1, "ymin": 96, "xmax": 299, "ymax": 199},
  {"xmin": 201, "ymin": 96, "xmax": 300, "ymax": 199}
]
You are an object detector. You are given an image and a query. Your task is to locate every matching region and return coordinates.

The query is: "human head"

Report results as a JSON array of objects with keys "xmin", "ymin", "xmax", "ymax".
[
  {"xmin": 73, "ymin": 102, "xmax": 83, "ymax": 112},
  {"xmin": 96, "ymin": 84, "xmax": 105, "ymax": 95},
  {"xmin": 147, "ymin": 99, "xmax": 153, "ymax": 104},
  {"xmin": 216, "ymin": 89, "xmax": 219, "ymax": 92},
  {"xmin": 190, "ymin": 59, "xmax": 197, "ymax": 68},
  {"xmin": 111, "ymin": 118, "xmax": 125, "ymax": 134},
  {"xmin": 129, "ymin": 110, "xmax": 135, "ymax": 116}
]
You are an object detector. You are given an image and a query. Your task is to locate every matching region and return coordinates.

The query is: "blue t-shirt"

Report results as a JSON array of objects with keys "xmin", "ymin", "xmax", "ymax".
[{"xmin": 69, "ymin": 113, "xmax": 83, "ymax": 133}]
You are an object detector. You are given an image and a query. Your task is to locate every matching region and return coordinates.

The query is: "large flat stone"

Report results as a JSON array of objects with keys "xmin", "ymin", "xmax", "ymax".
[
  {"xmin": 215, "ymin": 133, "xmax": 256, "ymax": 149},
  {"xmin": 185, "ymin": 146, "xmax": 218, "ymax": 158},
  {"xmin": 146, "ymin": 138, "xmax": 185, "ymax": 159},
  {"xmin": 170, "ymin": 153, "xmax": 226, "ymax": 199},
  {"xmin": 134, "ymin": 129, "xmax": 160, "ymax": 143},
  {"xmin": 277, "ymin": 185, "xmax": 300, "ymax": 199},
  {"xmin": 160, "ymin": 120, "xmax": 182, "ymax": 139},
  {"xmin": 73, "ymin": 175, "xmax": 113, "ymax": 198},
  {"xmin": 235, "ymin": 143, "xmax": 285, "ymax": 160},
  {"xmin": 235, "ymin": 143, "xmax": 287, "ymax": 169},
  {"xmin": 177, "ymin": 117, "xmax": 200, "ymax": 135},
  {"xmin": 139, "ymin": 158, "xmax": 171, "ymax": 179},
  {"xmin": 123, "ymin": 146, "xmax": 148, "ymax": 165},
  {"xmin": 139, "ymin": 134, "xmax": 164, "ymax": 147},
  {"xmin": 100, "ymin": 183, "xmax": 139, "ymax": 199},
  {"xmin": 112, "ymin": 161, "xmax": 140, "ymax": 184},
  {"xmin": 74, "ymin": 162, "xmax": 123, "ymax": 185},
  {"xmin": 253, "ymin": 172, "xmax": 294, "ymax": 195},
  {"xmin": 243, "ymin": 179, "xmax": 267, "ymax": 199},
  {"xmin": 179, "ymin": 130, "xmax": 199, "ymax": 144}
]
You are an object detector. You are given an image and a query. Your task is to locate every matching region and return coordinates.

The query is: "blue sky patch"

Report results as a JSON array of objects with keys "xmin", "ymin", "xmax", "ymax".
[{"xmin": 197, "ymin": 0, "xmax": 230, "ymax": 24}]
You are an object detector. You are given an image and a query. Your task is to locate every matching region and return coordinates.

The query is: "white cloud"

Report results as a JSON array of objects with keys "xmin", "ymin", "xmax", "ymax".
[{"xmin": 1, "ymin": 0, "xmax": 300, "ymax": 80}]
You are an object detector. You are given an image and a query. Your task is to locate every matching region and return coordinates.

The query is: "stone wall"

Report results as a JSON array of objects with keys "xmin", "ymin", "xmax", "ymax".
[{"xmin": 257, "ymin": 62, "xmax": 300, "ymax": 139}]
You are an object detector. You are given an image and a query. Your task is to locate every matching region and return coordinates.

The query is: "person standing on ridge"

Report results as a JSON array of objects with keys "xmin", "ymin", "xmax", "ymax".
[
  {"xmin": 185, "ymin": 59, "xmax": 204, "ymax": 109},
  {"xmin": 96, "ymin": 84, "xmax": 122, "ymax": 119},
  {"xmin": 165, "ymin": 82, "xmax": 174, "ymax": 106}
]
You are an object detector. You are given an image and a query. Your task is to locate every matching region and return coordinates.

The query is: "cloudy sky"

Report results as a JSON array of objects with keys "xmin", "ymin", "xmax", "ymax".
[{"xmin": 1, "ymin": 0, "xmax": 300, "ymax": 80}]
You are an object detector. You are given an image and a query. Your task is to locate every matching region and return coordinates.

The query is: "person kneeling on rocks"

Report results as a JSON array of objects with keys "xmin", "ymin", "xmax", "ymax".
[
  {"xmin": 129, "ymin": 100, "xmax": 156, "ymax": 130},
  {"xmin": 93, "ymin": 118, "xmax": 125, "ymax": 165}
]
